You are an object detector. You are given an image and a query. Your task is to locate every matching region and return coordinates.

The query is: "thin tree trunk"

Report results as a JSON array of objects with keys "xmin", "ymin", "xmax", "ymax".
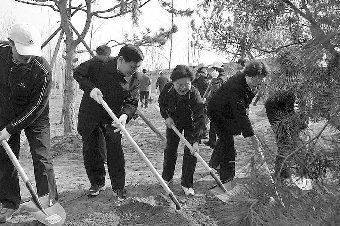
[
  {"xmin": 62, "ymin": 44, "xmax": 77, "ymax": 134},
  {"xmin": 168, "ymin": 0, "xmax": 174, "ymax": 70},
  {"xmin": 59, "ymin": 0, "xmax": 77, "ymax": 135}
]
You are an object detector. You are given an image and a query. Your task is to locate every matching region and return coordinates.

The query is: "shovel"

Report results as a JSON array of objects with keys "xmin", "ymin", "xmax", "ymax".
[
  {"xmin": 135, "ymin": 109, "xmax": 165, "ymax": 141},
  {"xmin": 98, "ymin": 96, "xmax": 181, "ymax": 210},
  {"xmin": 171, "ymin": 125, "xmax": 227, "ymax": 194},
  {"xmin": 1, "ymin": 140, "xmax": 66, "ymax": 225},
  {"xmin": 256, "ymin": 135, "xmax": 285, "ymax": 207}
]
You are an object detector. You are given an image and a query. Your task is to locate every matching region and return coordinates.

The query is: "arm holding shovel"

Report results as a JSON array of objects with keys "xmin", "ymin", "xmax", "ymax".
[{"xmin": 158, "ymin": 65, "xmax": 206, "ymax": 196}]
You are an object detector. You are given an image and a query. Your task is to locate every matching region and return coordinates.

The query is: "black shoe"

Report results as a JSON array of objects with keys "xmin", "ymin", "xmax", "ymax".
[
  {"xmin": 88, "ymin": 184, "xmax": 105, "ymax": 197},
  {"xmin": 114, "ymin": 188, "xmax": 127, "ymax": 200}
]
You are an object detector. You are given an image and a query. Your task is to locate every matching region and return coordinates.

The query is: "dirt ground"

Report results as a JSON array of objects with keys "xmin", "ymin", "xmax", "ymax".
[{"xmin": 2, "ymin": 92, "xmax": 335, "ymax": 225}]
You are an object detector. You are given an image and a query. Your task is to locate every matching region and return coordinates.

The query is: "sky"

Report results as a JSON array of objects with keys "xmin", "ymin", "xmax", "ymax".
[{"xmin": 0, "ymin": 0, "xmax": 227, "ymax": 70}]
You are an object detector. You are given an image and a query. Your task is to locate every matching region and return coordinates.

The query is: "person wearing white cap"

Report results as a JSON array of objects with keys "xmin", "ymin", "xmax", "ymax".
[{"xmin": 0, "ymin": 23, "xmax": 58, "ymax": 223}]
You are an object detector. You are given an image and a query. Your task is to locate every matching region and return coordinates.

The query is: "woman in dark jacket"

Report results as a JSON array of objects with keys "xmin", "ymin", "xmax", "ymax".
[
  {"xmin": 158, "ymin": 65, "xmax": 205, "ymax": 196},
  {"xmin": 207, "ymin": 60, "xmax": 268, "ymax": 188}
]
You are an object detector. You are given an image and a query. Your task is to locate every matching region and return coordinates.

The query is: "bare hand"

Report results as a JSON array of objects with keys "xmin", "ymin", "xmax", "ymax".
[
  {"xmin": 0, "ymin": 128, "xmax": 11, "ymax": 141},
  {"xmin": 165, "ymin": 117, "xmax": 174, "ymax": 129},
  {"xmin": 90, "ymin": 88, "xmax": 103, "ymax": 104},
  {"xmin": 112, "ymin": 114, "xmax": 128, "ymax": 133}
]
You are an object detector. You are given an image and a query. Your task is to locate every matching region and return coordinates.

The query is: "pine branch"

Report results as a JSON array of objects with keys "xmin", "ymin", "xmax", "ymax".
[{"xmin": 92, "ymin": 0, "xmax": 151, "ymax": 19}]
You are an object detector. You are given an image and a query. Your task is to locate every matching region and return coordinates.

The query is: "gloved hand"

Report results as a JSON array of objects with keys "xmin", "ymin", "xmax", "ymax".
[
  {"xmin": 165, "ymin": 117, "xmax": 174, "ymax": 129},
  {"xmin": 113, "ymin": 114, "xmax": 128, "ymax": 133},
  {"xmin": 0, "ymin": 128, "xmax": 11, "ymax": 141},
  {"xmin": 90, "ymin": 88, "xmax": 103, "ymax": 104}
]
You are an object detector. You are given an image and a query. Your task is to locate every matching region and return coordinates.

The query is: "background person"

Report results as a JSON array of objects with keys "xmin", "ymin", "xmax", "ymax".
[
  {"xmin": 264, "ymin": 90, "xmax": 308, "ymax": 183},
  {"xmin": 139, "ymin": 68, "xmax": 151, "ymax": 108},
  {"xmin": 0, "ymin": 23, "xmax": 58, "ymax": 223},
  {"xmin": 158, "ymin": 65, "xmax": 205, "ymax": 196},
  {"xmin": 74, "ymin": 44, "xmax": 143, "ymax": 199},
  {"xmin": 203, "ymin": 61, "xmax": 225, "ymax": 148},
  {"xmin": 156, "ymin": 71, "xmax": 169, "ymax": 94},
  {"xmin": 192, "ymin": 63, "xmax": 210, "ymax": 140}
]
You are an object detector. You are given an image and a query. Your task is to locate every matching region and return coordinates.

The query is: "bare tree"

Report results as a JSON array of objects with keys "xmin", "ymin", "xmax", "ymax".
[{"xmin": 15, "ymin": 0, "xmax": 154, "ymax": 135}]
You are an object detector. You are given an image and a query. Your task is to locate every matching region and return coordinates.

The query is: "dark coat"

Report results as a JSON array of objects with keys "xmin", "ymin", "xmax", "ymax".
[
  {"xmin": 158, "ymin": 82, "xmax": 205, "ymax": 142},
  {"xmin": 192, "ymin": 76, "xmax": 209, "ymax": 97},
  {"xmin": 207, "ymin": 72, "xmax": 255, "ymax": 137},
  {"xmin": 156, "ymin": 75, "xmax": 169, "ymax": 92},
  {"xmin": 264, "ymin": 90, "xmax": 295, "ymax": 124},
  {"xmin": 73, "ymin": 57, "xmax": 140, "ymax": 139},
  {"xmin": 0, "ymin": 42, "xmax": 51, "ymax": 134},
  {"xmin": 264, "ymin": 90, "xmax": 307, "ymax": 138}
]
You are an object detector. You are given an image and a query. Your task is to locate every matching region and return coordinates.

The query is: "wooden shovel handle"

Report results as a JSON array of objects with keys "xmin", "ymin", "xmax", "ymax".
[
  {"xmin": 98, "ymin": 96, "xmax": 181, "ymax": 210},
  {"xmin": 171, "ymin": 125, "xmax": 226, "ymax": 193}
]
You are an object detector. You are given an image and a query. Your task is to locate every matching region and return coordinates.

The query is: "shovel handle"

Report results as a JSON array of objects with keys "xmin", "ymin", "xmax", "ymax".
[
  {"xmin": 98, "ymin": 96, "xmax": 181, "ymax": 210},
  {"xmin": 171, "ymin": 125, "xmax": 226, "ymax": 192},
  {"xmin": 1, "ymin": 140, "xmax": 30, "ymax": 182},
  {"xmin": 136, "ymin": 109, "xmax": 165, "ymax": 141},
  {"xmin": 1, "ymin": 140, "xmax": 49, "ymax": 215},
  {"xmin": 255, "ymin": 135, "xmax": 286, "ymax": 208}
]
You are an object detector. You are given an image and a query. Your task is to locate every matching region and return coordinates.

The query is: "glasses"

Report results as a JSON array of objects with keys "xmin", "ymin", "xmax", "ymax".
[{"xmin": 174, "ymin": 82, "xmax": 191, "ymax": 89}]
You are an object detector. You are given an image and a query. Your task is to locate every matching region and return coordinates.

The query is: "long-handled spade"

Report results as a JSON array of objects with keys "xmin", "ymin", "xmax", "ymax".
[
  {"xmin": 170, "ymin": 125, "xmax": 227, "ymax": 195},
  {"xmin": 135, "ymin": 109, "xmax": 165, "ymax": 141},
  {"xmin": 98, "ymin": 96, "xmax": 181, "ymax": 210},
  {"xmin": 255, "ymin": 135, "xmax": 286, "ymax": 208},
  {"xmin": 1, "ymin": 140, "xmax": 66, "ymax": 225}
]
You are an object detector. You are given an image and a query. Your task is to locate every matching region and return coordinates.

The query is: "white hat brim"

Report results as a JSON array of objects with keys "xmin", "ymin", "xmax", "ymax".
[{"xmin": 14, "ymin": 42, "xmax": 42, "ymax": 57}]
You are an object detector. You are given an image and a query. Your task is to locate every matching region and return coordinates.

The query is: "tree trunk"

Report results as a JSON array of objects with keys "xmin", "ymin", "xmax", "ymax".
[
  {"xmin": 58, "ymin": 0, "xmax": 77, "ymax": 135},
  {"xmin": 62, "ymin": 43, "xmax": 77, "ymax": 135}
]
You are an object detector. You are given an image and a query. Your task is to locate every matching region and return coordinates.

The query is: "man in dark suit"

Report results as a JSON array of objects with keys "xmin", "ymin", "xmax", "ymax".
[
  {"xmin": 207, "ymin": 60, "xmax": 268, "ymax": 189},
  {"xmin": 74, "ymin": 44, "xmax": 143, "ymax": 199}
]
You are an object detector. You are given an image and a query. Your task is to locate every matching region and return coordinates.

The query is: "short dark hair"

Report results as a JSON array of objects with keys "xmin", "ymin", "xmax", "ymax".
[
  {"xmin": 96, "ymin": 45, "xmax": 111, "ymax": 56},
  {"xmin": 142, "ymin": 68, "xmax": 147, "ymax": 73},
  {"xmin": 170, "ymin": 65, "xmax": 194, "ymax": 81},
  {"xmin": 118, "ymin": 44, "xmax": 144, "ymax": 63},
  {"xmin": 243, "ymin": 60, "xmax": 268, "ymax": 78}
]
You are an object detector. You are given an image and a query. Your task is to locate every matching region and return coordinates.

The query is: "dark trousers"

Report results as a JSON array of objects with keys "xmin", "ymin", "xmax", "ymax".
[
  {"xmin": 207, "ymin": 110, "xmax": 236, "ymax": 183},
  {"xmin": 162, "ymin": 125, "xmax": 197, "ymax": 188},
  {"xmin": 0, "ymin": 120, "xmax": 58, "ymax": 209},
  {"xmin": 268, "ymin": 120, "xmax": 294, "ymax": 179},
  {"xmin": 208, "ymin": 121, "xmax": 217, "ymax": 146},
  {"xmin": 82, "ymin": 123, "xmax": 125, "ymax": 190},
  {"xmin": 140, "ymin": 91, "xmax": 150, "ymax": 108}
]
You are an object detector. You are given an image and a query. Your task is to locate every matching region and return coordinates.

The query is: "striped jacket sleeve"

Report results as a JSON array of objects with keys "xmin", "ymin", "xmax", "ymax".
[{"xmin": 6, "ymin": 59, "xmax": 51, "ymax": 134}]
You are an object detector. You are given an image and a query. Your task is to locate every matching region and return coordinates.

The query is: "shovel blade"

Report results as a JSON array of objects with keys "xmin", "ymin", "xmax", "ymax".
[
  {"xmin": 291, "ymin": 175, "xmax": 313, "ymax": 191},
  {"xmin": 209, "ymin": 181, "xmax": 243, "ymax": 203},
  {"xmin": 21, "ymin": 195, "xmax": 66, "ymax": 226}
]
